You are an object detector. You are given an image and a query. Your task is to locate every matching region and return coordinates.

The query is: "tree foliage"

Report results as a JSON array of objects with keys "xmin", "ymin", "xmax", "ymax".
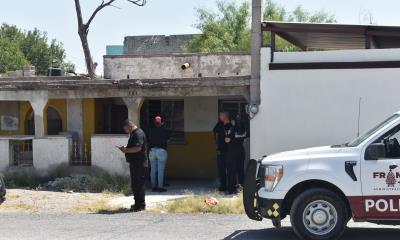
[
  {"xmin": 186, "ymin": 1, "xmax": 251, "ymax": 52},
  {"xmin": 0, "ymin": 23, "xmax": 73, "ymax": 75},
  {"xmin": 186, "ymin": 0, "xmax": 337, "ymax": 53},
  {"xmin": 0, "ymin": 38, "xmax": 29, "ymax": 74}
]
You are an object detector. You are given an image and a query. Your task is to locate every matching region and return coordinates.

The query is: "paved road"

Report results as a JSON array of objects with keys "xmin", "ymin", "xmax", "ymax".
[{"xmin": 1, "ymin": 213, "xmax": 399, "ymax": 240}]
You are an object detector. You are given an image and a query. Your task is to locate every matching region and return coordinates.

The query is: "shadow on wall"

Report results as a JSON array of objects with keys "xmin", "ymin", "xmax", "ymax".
[{"xmin": 223, "ymin": 227, "xmax": 400, "ymax": 240}]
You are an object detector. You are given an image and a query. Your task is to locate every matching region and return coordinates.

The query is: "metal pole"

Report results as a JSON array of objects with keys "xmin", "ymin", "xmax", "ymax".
[{"xmin": 250, "ymin": 0, "xmax": 263, "ymax": 106}]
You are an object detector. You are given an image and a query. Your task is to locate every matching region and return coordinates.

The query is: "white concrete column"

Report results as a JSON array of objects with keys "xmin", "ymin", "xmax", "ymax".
[
  {"xmin": 0, "ymin": 139, "xmax": 10, "ymax": 171},
  {"xmin": 30, "ymin": 98, "xmax": 48, "ymax": 138},
  {"xmin": 67, "ymin": 99, "xmax": 84, "ymax": 149},
  {"xmin": 251, "ymin": 0, "xmax": 263, "ymax": 105},
  {"xmin": 122, "ymin": 97, "xmax": 143, "ymax": 126}
]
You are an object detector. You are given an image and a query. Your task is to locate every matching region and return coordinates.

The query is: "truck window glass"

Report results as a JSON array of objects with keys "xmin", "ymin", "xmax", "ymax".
[{"xmin": 348, "ymin": 114, "xmax": 400, "ymax": 147}]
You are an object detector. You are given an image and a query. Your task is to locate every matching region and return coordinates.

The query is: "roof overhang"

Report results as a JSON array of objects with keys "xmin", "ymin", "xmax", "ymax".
[{"xmin": 262, "ymin": 21, "xmax": 400, "ymax": 50}]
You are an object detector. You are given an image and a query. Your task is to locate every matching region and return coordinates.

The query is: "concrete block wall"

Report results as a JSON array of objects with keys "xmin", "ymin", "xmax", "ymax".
[
  {"xmin": 123, "ymin": 34, "xmax": 197, "ymax": 55},
  {"xmin": 103, "ymin": 53, "xmax": 251, "ymax": 80}
]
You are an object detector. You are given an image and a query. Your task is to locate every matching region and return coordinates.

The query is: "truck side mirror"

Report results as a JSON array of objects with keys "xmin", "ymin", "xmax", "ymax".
[{"xmin": 365, "ymin": 143, "xmax": 386, "ymax": 160}]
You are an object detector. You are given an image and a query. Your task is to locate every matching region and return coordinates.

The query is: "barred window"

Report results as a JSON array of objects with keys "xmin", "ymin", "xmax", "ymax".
[{"xmin": 141, "ymin": 100, "xmax": 185, "ymax": 143}]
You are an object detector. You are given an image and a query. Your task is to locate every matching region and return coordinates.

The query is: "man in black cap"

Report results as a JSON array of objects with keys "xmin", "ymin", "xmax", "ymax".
[{"xmin": 118, "ymin": 120, "xmax": 148, "ymax": 212}]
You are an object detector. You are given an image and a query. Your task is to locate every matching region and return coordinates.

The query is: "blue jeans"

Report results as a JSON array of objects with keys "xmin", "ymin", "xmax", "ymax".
[{"xmin": 149, "ymin": 148, "xmax": 168, "ymax": 188}]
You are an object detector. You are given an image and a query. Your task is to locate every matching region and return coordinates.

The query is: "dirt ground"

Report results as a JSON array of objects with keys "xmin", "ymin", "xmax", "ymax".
[{"xmin": 0, "ymin": 189, "xmax": 117, "ymax": 213}]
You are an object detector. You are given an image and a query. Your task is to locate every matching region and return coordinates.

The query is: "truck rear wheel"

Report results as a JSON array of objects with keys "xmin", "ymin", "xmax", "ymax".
[
  {"xmin": 0, "ymin": 176, "xmax": 5, "ymax": 204},
  {"xmin": 290, "ymin": 188, "xmax": 347, "ymax": 240}
]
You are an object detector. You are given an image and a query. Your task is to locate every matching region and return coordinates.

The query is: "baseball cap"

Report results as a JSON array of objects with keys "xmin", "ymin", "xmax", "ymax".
[{"xmin": 154, "ymin": 116, "xmax": 162, "ymax": 124}]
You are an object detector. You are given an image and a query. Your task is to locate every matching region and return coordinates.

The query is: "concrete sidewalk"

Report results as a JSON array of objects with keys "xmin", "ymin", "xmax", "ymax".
[{"xmin": 110, "ymin": 180, "xmax": 220, "ymax": 209}]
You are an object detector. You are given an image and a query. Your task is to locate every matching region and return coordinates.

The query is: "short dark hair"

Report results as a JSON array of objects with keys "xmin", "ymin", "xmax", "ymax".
[{"xmin": 123, "ymin": 120, "xmax": 134, "ymax": 127}]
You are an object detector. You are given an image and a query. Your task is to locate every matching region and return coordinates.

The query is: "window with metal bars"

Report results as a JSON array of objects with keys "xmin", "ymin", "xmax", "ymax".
[{"xmin": 141, "ymin": 100, "xmax": 185, "ymax": 143}]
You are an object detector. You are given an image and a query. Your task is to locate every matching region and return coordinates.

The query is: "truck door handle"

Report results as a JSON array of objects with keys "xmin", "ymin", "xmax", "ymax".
[{"xmin": 345, "ymin": 161, "xmax": 358, "ymax": 181}]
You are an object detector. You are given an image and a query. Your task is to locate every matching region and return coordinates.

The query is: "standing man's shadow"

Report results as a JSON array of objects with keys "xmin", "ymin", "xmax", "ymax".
[{"xmin": 224, "ymin": 227, "xmax": 400, "ymax": 240}]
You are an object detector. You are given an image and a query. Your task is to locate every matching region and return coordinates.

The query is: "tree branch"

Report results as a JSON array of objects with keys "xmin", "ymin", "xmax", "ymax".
[
  {"xmin": 85, "ymin": 0, "xmax": 117, "ymax": 29},
  {"xmin": 127, "ymin": 0, "xmax": 147, "ymax": 6}
]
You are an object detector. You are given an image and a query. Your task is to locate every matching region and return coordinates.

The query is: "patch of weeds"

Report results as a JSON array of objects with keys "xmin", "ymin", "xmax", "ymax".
[
  {"xmin": 70, "ymin": 199, "xmax": 128, "ymax": 214},
  {"xmin": 4, "ymin": 172, "xmax": 51, "ymax": 189},
  {"xmin": 2, "ymin": 203, "xmax": 40, "ymax": 212},
  {"xmin": 5, "ymin": 171, "xmax": 131, "ymax": 195},
  {"xmin": 150, "ymin": 192, "xmax": 244, "ymax": 214}
]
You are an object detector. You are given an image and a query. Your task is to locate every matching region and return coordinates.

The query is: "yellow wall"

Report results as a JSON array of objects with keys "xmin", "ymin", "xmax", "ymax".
[
  {"xmin": 83, "ymin": 99, "xmax": 95, "ymax": 159},
  {"xmin": 0, "ymin": 100, "xmax": 67, "ymax": 136},
  {"xmin": 166, "ymin": 132, "xmax": 217, "ymax": 179}
]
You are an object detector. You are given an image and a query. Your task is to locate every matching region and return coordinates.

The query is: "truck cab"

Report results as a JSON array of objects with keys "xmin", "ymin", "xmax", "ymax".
[{"xmin": 244, "ymin": 112, "xmax": 400, "ymax": 240}]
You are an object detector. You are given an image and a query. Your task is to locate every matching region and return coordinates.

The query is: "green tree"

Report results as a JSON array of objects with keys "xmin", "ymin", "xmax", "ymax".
[
  {"xmin": 0, "ymin": 23, "xmax": 74, "ymax": 75},
  {"xmin": 186, "ymin": 0, "xmax": 337, "ymax": 53},
  {"xmin": 186, "ymin": 1, "xmax": 251, "ymax": 52},
  {"xmin": 0, "ymin": 38, "xmax": 29, "ymax": 73}
]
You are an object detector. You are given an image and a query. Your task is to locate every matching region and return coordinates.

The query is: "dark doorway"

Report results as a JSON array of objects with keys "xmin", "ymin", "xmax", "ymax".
[
  {"xmin": 25, "ymin": 110, "xmax": 35, "ymax": 135},
  {"xmin": 108, "ymin": 105, "xmax": 128, "ymax": 134},
  {"xmin": 95, "ymin": 98, "xmax": 128, "ymax": 134},
  {"xmin": 47, "ymin": 107, "xmax": 63, "ymax": 135}
]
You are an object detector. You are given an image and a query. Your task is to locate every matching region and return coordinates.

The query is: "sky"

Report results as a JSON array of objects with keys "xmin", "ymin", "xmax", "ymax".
[{"xmin": 1, "ymin": 0, "xmax": 400, "ymax": 74}]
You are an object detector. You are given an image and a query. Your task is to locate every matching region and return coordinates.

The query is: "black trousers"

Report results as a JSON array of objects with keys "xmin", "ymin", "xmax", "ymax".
[
  {"xmin": 236, "ymin": 145, "xmax": 246, "ymax": 186},
  {"xmin": 216, "ymin": 152, "xmax": 227, "ymax": 190},
  {"xmin": 226, "ymin": 148, "xmax": 238, "ymax": 194},
  {"xmin": 129, "ymin": 161, "xmax": 148, "ymax": 207}
]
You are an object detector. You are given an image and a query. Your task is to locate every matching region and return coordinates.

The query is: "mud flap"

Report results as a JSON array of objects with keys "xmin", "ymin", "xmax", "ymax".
[{"xmin": 243, "ymin": 159, "xmax": 262, "ymax": 221}]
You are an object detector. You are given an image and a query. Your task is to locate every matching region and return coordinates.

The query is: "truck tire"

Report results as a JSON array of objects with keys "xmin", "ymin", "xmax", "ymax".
[
  {"xmin": 0, "ymin": 176, "xmax": 5, "ymax": 204},
  {"xmin": 243, "ymin": 159, "xmax": 262, "ymax": 221},
  {"xmin": 290, "ymin": 188, "xmax": 348, "ymax": 240}
]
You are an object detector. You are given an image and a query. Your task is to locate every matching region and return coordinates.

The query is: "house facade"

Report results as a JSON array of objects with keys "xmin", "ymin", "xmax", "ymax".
[{"xmin": 0, "ymin": 35, "xmax": 251, "ymax": 179}]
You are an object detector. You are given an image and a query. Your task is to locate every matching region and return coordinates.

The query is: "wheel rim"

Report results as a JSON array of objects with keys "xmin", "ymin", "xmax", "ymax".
[{"xmin": 302, "ymin": 200, "xmax": 338, "ymax": 236}]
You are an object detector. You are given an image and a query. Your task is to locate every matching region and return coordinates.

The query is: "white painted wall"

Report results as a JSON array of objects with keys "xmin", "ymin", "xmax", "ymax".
[
  {"xmin": 251, "ymin": 48, "xmax": 400, "ymax": 158},
  {"xmin": 91, "ymin": 135, "xmax": 130, "ymax": 176},
  {"xmin": 0, "ymin": 139, "xmax": 10, "ymax": 172},
  {"xmin": 184, "ymin": 97, "xmax": 218, "ymax": 132},
  {"xmin": 274, "ymin": 48, "xmax": 400, "ymax": 63},
  {"xmin": 33, "ymin": 136, "xmax": 71, "ymax": 175}
]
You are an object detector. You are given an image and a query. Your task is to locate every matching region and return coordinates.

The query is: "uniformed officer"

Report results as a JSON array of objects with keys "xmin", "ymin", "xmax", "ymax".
[
  {"xmin": 213, "ymin": 111, "xmax": 231, "ymax": 192},
  {"xmin": 225, "ymin": 115, "xmax": 238, "ymax": 194},
  {"xmin": 225, "ymin": 115, "xmax": 248, "ymax": 194},
  {"xmin": 118, "ymin": 120, "xmax": 148, "ymax": 212},
  {"xmin": 232, "ymin": 116, "xmax": 248, "ymax": 187}
]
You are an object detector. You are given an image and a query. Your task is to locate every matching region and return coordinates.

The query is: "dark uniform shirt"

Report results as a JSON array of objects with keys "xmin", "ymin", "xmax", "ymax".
[
  {"xmin": 148, "ymin": 126, "xmax": 170, "ymax": 150},
  {"xmin": 125, "ymin": 128, "xmax": 148, "ymax": 167},
  {"xmin": 213, "ymin": 122, "xmax": 232, "ymax": 152}
]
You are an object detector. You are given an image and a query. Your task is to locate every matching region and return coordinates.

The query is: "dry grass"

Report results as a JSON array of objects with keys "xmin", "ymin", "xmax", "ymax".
[
  {"xmin": 1, "ymin": 203, "xmax": 40, "ymax": 212},
  {"xmin": 70, "ymin": 199, "xmax": 128, "ymax": 214},
  {"xmin": 149, "ymin": 192, "xmax": 244, "ymax": 214}
]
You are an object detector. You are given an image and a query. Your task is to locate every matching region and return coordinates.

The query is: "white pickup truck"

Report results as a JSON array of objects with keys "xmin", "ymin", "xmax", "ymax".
[{"xmin": 244, "ymin": 112, "xmax": 400, "ymax": 240}]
